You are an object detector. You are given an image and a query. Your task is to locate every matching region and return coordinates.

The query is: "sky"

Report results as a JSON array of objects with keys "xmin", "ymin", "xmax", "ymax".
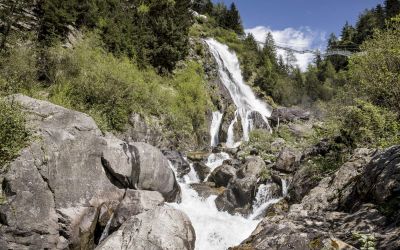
[{"xmin": 212, "ymin": 0, "xmax": 384, "ymax": 70}]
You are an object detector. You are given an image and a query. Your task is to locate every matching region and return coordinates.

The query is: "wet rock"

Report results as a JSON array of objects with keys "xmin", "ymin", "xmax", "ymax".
[
  {"xmin": 208, "ymin": 164, "xmax": 237, "ymax": 187},
  {"xmin": 274, "ymin": 147, "xmax": 301, "ymax": 173},
  {"xmin": 249, "ymin": 111, "xmax": 271, "ymax": 131},
  {"xmin": 190, "ymin": 183, "xmax": 225, "ymax": 199},
  {"xmin": 162, "ymin": 150, "xmax": 191, "ymax": 179},
  {"xmin": 192, "ymin": 162, "xmax": 211, "ymax": 182},
  {"xmin": 187, "ymin": 151, "xmax": 210, "ymax": 162},
  {"xmin": 130, "ymin": 142, "xmax": 181, "ymax": 202},
  {"xmin": 110, "ymin": 190, "xmax": 164, "ymax": 232},
  {"xmin": 215, "ymin": 189, "xmax": 241, "ymax": 214},
  {"xmin": 215, "ymin": 156, "xmax": 266, "ymax": 215},
  {"xmin": 97, "ymin": 206, "xmax": 195, "ymax": 250},
  {"xmin": 264, "ymin": 199, "xmax": 289, "ymax": 217},
  {"xmin": 222, "ymin": 158, "xmax": 242, "ymax": 169},
  {"xmin": 237, "ymin": 156, "xmax": 265, "ymax": 178}
]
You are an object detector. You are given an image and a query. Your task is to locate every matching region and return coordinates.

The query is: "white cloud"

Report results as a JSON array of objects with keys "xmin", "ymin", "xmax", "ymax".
[{"xmin": 245, "ymin": 26, "xmax": 326, "ymax": 71}]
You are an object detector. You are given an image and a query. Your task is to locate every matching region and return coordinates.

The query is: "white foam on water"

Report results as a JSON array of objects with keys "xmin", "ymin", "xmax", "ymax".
[
  {"xmin": 210, "ymin": 111, "xmax": 223, "ymax": 147},
  {"xmin": 205, "ymin": 38, "xmax": 273, "ymax": 144}
]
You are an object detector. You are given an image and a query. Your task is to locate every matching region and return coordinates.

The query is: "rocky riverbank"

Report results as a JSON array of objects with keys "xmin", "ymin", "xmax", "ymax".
[{"xmin": 1, "ymin": 95, "xmax": 399, "ymax": 249}]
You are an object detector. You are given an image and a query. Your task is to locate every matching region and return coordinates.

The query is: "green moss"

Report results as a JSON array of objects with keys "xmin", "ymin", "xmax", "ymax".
[{"xmin": 0, "ymin": 99, "xmax": 30, "ymax": 168}]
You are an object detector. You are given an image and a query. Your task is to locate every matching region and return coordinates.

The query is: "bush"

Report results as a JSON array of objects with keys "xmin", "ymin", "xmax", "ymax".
[
  {"xmin": 46, "ymin": 34, "xmax": 210, "ymax": 147},
  {"xmin": 0, "ymin": 99, "xmax": 29, "ymax": 168},
  {"xmin": 48, "ymin": 34, "xmax": 171, "ymax": 131},
  {"xmin": 348, "ymin": 19, "xmax": 400, "ymax": 113},
  {"xmin": 0, "ymin": 39, "xmax": 39, "ymax": 96},
  {"xmin": 340, "ymin": 99, "xmax": 400, "ymax": 148}
]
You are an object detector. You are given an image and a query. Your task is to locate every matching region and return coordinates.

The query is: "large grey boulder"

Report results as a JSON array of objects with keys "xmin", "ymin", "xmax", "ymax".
[
  {"xmin": 97, "ymin": 206, "xmax": 196, "ymax": 250},
  {"xmin": 0, "ymin": 95, "xmax": 126, "ymax": 249},
  {"xmin": 274, "ymin": 147, "xmax": 301, "ymax": 173},
  {"xmin": 110, "ymin": 190, "xmax": 164, "ymax": 231},
  {"xmin": 270, "ymin": 107, "xmax": 310, "ymax": 126},
  {"xmin": 130, "ymin": 142, "xmax": 181, "ymax": 202},
  {"xmin": 162, "ymin": 150, "xmax": 191, "ymax": 179},
  {"xmin": 215, "ymin": 156, "xmax": 266, "ymax": 215},
  {"xmin": 208, "ymin": 163, "xmax": 236, "ymax": 187},
  {"xmin": 0, "ymin": 95, "xmax": 181, "ymax": 249}
]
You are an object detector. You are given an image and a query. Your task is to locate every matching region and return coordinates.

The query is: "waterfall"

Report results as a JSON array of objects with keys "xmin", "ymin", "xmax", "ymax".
[
  {"xmin": 170, "ymin": 153, "xmax": 259, "ymax": 250},
  {"xmin": 169, "ymin": 39, "xmax": 280, "ymax": 250},
  {"xmin": 205, "ymin": 38, "xmax": 273, "ymax": 145},
  {"xmin": 249, "ymin": 184, "xmax": 281, "ymax": 220},
  {"xmin": 210, "ymin": 111, "xmax": 223, "ymax": 147}
]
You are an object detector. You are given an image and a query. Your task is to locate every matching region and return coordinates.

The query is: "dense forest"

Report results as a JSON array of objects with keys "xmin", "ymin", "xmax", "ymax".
[{"xmin": 0, "ymin": 0, "xmax": 400, "ymax": 170}]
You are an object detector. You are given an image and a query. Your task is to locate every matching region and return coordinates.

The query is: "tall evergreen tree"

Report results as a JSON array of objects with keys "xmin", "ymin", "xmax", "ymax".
[
  {"xmin": 385, "ymin": 0, "xmax": 400, "ymax": 18},
  {"xmin": 226, "ymin": 3, "xmax": 244, "ymax": 34}
]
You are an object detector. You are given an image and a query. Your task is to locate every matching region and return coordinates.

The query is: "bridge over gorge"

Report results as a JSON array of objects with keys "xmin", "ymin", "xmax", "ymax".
[{"xmin": 255, "ymin": 41, "xmax": 357, "ymax": 57}]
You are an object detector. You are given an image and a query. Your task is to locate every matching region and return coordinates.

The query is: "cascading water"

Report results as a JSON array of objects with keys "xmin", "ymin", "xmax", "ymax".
[
  {"xmin": 170, "ymin": 39, "xmax": 283, "ymax": 250},
  {"xmin": 210, "ymin": 111, "xmax": 223, "ymax": 147},
  {"xmin": 170, "ymin": 154, "xmax": 259, "ymax": 250},
  {"xmin": 205, "ymin": 38, "xmax": 273, "ymax": 146}
]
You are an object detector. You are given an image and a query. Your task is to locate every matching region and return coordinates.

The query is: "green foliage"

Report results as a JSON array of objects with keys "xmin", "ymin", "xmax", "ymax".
[
  {"xmin": 348, "ymin": 20, "xmax": 400, "ymax": 113},
  {"xmin": 340, "ymin": 100, "xmax": 400, "ymax": 148},
  {"xmin": 45, "ymin": 34, "xmax": 209, "ymax": 146},
  {"xmin": 0, "ymin": 38, "xmax": 40, "ymax": 96},
  {"xmin": 35, "ymin": 0, "xmax": 192, "ymax": 72},
  {"xmin": 352, "ymin": 232, "xmax": 377, "ymax": 250},
  {"xmin": 47, "ymin": 34, "xmax": 168, "ymax": 131},
  {"xmin": 167, "ymin": 61, "xmax": 209, "ymax": 141},
  {"xmin": 0, "ymin": 99, "xmax": 30, "ymax": 168}
]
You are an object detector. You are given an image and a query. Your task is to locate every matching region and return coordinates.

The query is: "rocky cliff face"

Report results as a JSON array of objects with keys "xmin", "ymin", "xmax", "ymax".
[
  {"xmin": 0, "ymin": 95, "xmax": 191, "ymax": 250},
  {"xmin": 234, "ymin": 146, "xmax": 400, "ymax": 250}
]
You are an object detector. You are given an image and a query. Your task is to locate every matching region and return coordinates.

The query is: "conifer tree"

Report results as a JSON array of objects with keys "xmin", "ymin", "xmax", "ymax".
[
  {"xmin": 385, "ymin": 0, "xmax": 400, "ymax": 18},
  {"xmin": 226, "ymin": 3, "xmax": 244, "ymax": 34}
]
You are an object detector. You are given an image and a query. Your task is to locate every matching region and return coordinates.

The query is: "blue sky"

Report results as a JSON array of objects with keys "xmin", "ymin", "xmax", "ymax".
[
  {"xmin": 213, "ymin": 0, "xmax": 384, "ymax": 35},
  {"xmin": 212, "ymin": 0, "xmax": 384, "ymax": 69}
]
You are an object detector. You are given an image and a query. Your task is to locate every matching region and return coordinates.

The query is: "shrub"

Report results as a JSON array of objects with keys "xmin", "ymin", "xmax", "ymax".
[
  {"xmin": 48, "ymin": 34, "xmax": 171, "ymax": 131},
  {"xmin": 348, "ymin": 19, "xmax": 400, "ymax": 113},
  {"xmin": 0, "ymin": 39, "xmax": 39, "ymax": 96},
  {"xmin": 0, "ymin": 99, "xmax": 29, "ymax": 168},
  {"xmin": 340, "ymin": 99, "xmax": 400, "ymax": 148}
]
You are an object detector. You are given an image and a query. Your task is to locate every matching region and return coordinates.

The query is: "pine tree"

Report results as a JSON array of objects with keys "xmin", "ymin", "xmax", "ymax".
[
  {"xmin": 385, "ymin": 0, "xmax": 400, "ymax": 18},
  {"xmin": 226, "ymin": 3, "xmax": 244, "ymax": 34}
]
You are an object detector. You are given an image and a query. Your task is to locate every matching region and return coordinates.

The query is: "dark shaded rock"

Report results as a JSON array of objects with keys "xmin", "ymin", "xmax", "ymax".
[
  {"xmin": 162, "ymin": 150, "xmax": 190, "ymax": 179},
  {"xmin": 249, "ymin": 111, "xmax": 272, "ymax": 131},
  {"xmin": 190, "ymin": 183, "xmax": 225, "ymax": 199},
  {"xmin": 130, "ymin": 142, "xmax": 181, "ymax": 203},
  {"xmin": 192, "ymin": 162, "xmax": 211, "ymax": 182},
  {"xmin": 110, "ymin": 190, "xmax": 164, "ymax": 232},
  {"xmin": 270, "ymin": 107, "xmax": 311, "ymax": 126},
  {"xmin": 208, "ymin": 164, "xmax": 236, "ymax": 187},
  {"xmin": 187, "ymin": 151, "xmax": 210, "ymax": 162},
  {"xmin": 215, "ymin": 189, "xmax": 241, "ymax": 214},
  {"xmin": 97, "ymin": 206, "xmax": 196, "ymax": 250},
  {"xmin": 274, "ymin": 147, "xmax": 301, "ymax": 173},
  {"xmin": 345, "ymin": 146, "xmax": 400, "ymax": 219}
]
